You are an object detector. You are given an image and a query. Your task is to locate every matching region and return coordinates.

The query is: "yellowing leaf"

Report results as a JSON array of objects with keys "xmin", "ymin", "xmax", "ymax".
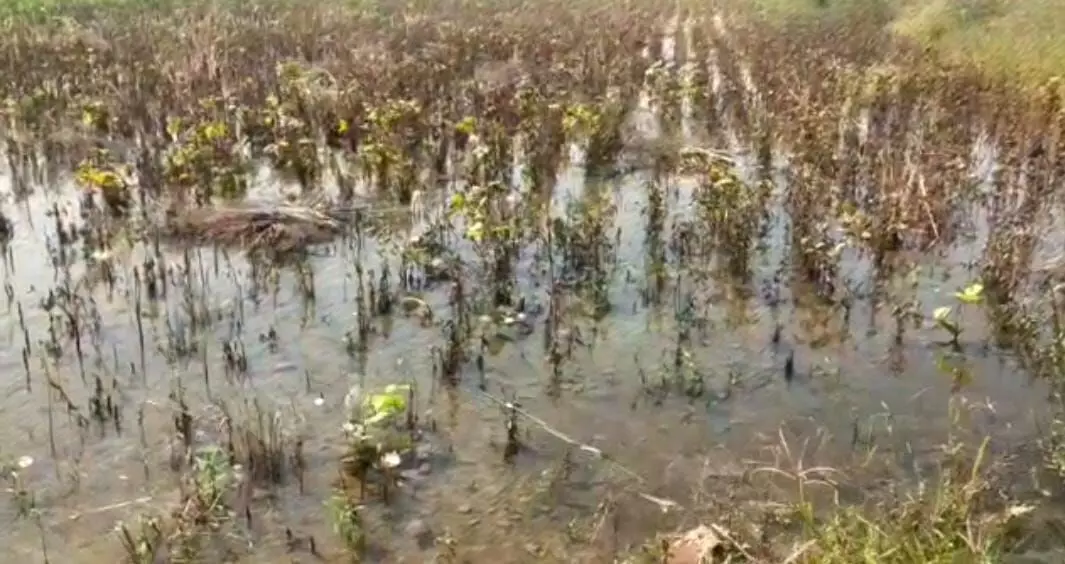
[
  {"xmin": 449, "ymin": 192, "xmax": 467, "ymax": 213},
  {"xmin": 466, "ymin": 220, "xmax": 485, "ymax": 242},
  {"xmin": 455, "ymin": 116, "xmax": 477, "ymax": 135},
  {"xmin": 166, "ymin": 118, "xmax": 183, "ymax": 139},
  {"xmin": 201, "ymin": 122, "xmax": 228, "ymax": 141},
  {"xmin": 955, "ymin": 282, "xmax": 984, "ymax": 305}
]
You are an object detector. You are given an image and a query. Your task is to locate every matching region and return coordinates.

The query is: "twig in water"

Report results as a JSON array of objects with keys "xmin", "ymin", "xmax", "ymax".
[
  {"xmin": 59, "ymin": 496, "xmax": 154, "ymax": 523},
  {"xmin": 470, "ymin": 385, "xmax": 681, "ymax": 512}
]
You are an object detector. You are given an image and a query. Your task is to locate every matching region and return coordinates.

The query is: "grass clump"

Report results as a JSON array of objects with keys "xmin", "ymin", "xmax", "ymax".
[
  {"xmin": 794, "ymin": 461, "xmax": 1021, "ymax": 562},
  {"xmin": 631, "ymin": 437, "xmax": 1032, "ymax": 563}
]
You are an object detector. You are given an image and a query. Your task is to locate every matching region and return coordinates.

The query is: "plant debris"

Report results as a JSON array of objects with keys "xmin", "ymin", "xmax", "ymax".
[{"xmin": 165, "ymin": 204, "xmax": 349, "ymax": 255}]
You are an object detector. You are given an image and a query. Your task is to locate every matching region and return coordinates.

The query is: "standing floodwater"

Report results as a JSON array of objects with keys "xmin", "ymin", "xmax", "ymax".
[{"xmin": 0, "ymin": 1, "xmax": 1064, "ymax": 563}]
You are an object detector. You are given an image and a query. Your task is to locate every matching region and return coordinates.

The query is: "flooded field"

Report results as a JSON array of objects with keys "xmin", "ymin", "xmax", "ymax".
[{"xmin": 1, "ymin": 1, "xmax": 1065, "ymax": 562}]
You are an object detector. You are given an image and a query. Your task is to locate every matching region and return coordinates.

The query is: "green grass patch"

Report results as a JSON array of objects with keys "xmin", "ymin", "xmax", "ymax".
[
  {"xmin": 898, "ymin": 0, "xmax": 1065, "ymax": 84},
  {"xmin": 734, "ymin": 0, "xmax": 1065, "ymax": 84},
  {"xmin": 730, "ymin": 0, "xmax": 896, "ymax": 25}
]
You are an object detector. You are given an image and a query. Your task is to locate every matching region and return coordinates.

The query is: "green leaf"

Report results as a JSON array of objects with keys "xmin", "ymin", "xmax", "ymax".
[
  {"xmin": 363, "ymin": 384, "xmax": 410, "ymax": 423},
  {"xmin": 368, "ymin": 393, "xmax": 405, "ymax": 417}
]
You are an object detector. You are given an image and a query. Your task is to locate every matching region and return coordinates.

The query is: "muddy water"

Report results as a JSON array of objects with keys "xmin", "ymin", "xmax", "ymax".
[{"xmin": 0, "ymin": 146, "xmax": 1056, "ymax": 562}]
